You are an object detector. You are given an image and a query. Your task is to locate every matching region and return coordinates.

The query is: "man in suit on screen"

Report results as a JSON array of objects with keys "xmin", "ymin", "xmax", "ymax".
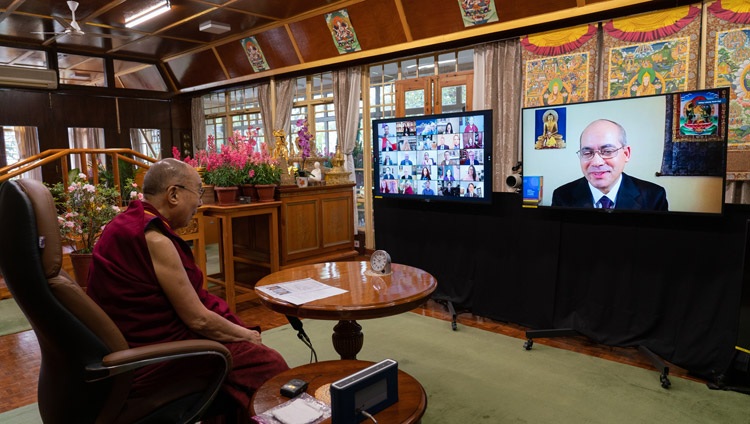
[{"xmin": 551, "ymin": 119, "xmax": 668, "ymax": 211}]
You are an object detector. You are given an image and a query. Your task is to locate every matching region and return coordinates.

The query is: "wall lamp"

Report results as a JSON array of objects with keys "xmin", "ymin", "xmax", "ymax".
[{"xmin": 125, "ymin": 0, "xmax": 171, "ymax": 28}]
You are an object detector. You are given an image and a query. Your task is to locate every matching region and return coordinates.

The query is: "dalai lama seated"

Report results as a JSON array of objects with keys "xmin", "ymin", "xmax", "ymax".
[{"xmin": 87, "ymin": 158, "xmax": 289, "ymax": 416}]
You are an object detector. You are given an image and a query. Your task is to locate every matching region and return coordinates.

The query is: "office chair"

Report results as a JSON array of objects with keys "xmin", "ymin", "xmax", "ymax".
[{"xmin": 0, "ymin": 179, "xmax": 232, "ymax": 423}]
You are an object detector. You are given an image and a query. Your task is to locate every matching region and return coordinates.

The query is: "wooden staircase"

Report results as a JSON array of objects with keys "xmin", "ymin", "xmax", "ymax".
[{"xmin": 0, "ymin": 148, "xmax": 157, "ymax": 299}]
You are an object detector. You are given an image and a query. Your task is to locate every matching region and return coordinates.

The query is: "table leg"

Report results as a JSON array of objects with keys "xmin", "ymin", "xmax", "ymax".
[
  {"xmin": 221, "ymin": 216, "xmax": 236, "ymax": 313},
  {"xmin": 332, "ymin": 320, "xmax": 363, "ymax": 360}
]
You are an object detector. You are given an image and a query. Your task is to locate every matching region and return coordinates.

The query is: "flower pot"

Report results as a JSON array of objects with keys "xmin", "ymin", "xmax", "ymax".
[
  {"xmin": 214, "ymin": 186, "xmax": 239, "ymax": 205},
  {"xmin": 201, "ymin": 184, "xmax": 215, "ymax": 205},
  {"xmin": 69, "ymin": 251, "xmax": 93, "ymax": 290},
  {"xmin": 255, "ymin": 184, "xmax": 277, "ymax": 202},
  {"xmin": 241, "ymin": 184, "xmax": 258, "ymax": 202}
]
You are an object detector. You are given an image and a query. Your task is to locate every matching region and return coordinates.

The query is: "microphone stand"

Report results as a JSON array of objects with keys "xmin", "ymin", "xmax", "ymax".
[{"xmin": 286, "ymin": 315, "xmax": 317, "ymax": 363}]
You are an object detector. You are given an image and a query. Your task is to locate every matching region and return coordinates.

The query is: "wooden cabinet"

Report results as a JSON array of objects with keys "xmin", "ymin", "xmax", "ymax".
[{"xmin": 277, "ymin": 183, "xmax": 357, "ymax": 268}]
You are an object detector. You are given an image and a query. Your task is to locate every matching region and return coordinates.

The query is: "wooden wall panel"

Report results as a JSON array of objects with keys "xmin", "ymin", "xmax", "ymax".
[
  {"xmin": 216, "ymin": 40, "xmax": 255, "ymax": 79},
  {"xmin": 167, "ymin": 49, "xmax": 228, "ymax": 90},
  {"xmin": 401, "ymin": 0, "xmax": 581, "ymax": 40},
  {"xmin": 52, "ymin": 94, "xmax": 117, "ymax": 128},
  {"xmin": 345, "ymin": 0, "xmax": 408, "ymax": 49},
  {"xmin": 117, "ymin": 98, "xmax": 171, "ymax": 129},
  {"xmin": 401, "ymin": 0, "xmax": 467, "ymax": 40},
  {"xmin": 288, "ymin": 16, "xmax": 341, "ymax": 63},
  {"xmin": 255, "ymin": 27, "xmax": 303, "ymax": 70},
  {"xmin": 218, "ymin": 27, "xmax": 301, "ymax": 79},
  {"xmin": 497, "ymin": 0, "xmax": 580, "ymax": 23},
  {"xmin": 0, "ymin": 90, "xmax": 49, "ymax": 127}
]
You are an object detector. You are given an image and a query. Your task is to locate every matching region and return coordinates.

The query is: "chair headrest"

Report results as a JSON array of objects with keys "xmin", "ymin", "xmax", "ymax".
[{"xmin": 16, "ymin": 179, "xmax": 62, "ymax": 279}]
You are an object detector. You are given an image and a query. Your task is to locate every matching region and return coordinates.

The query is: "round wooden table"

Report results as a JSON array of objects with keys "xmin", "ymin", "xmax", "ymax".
[
  {"xmin": 254, "ymin": 261, "xmax": 437, "ymax": 359},
  {"xmin": 251, "ymin": 360, "xmax": 427, "ymax": 423}
]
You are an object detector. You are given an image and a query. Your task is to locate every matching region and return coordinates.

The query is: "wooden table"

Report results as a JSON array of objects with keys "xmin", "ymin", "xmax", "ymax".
[
  {"xmin": 254, "ymin": 261, "xmax": 437, "ymax": 359},
  {"xmin": 203, "ymin": 202, "xmax": 281, "ymax": 312},
  {"xmin": 251, "ymin": 360, "xmax": 427, "ymax": 424}
]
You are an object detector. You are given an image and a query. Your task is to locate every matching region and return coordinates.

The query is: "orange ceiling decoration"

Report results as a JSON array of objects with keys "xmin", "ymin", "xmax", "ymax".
[
  {"xmin": 520, "ymin": 24, "xmax": 597, "ymax": 56},
  {"xmin": 707, "ymin": 0, "xmax": 750, "ymax": 24},
  {"xmin": 603, "ymin": 5, "xmax": 701, "ymax": 42}
]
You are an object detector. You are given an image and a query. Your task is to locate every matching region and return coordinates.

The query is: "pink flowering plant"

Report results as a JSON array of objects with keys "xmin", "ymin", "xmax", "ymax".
[
  {"xmin": 49, "ymin": 172, "xmax": 122, "ymax": 253},
  {"xmin": 173, "ymin": 129, "xmax": 280, "ymax": 186},
  {"xmin": 295, "ymin": 118, "xmax": 313, "ymax": 176}
]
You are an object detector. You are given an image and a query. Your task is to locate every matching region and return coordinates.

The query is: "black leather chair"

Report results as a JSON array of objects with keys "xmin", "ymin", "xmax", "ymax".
[{"xmin": 0, "ymin": 179, "xmax": 232, "ymax": 423}]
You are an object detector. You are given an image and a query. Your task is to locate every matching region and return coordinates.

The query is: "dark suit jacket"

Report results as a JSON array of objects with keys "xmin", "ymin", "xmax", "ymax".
[{"xmin": 551, "ymin": 173, "xmax": 668, "ymax": 211}]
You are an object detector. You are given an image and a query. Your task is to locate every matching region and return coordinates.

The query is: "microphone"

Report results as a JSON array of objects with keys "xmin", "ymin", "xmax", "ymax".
[
  {"xmin": 287, "ymin": 315, "xmax": 304, "ymax": 332},
  {"xmin": 286, "ymin": 315, "xmax": 317, "ymax": 362}
]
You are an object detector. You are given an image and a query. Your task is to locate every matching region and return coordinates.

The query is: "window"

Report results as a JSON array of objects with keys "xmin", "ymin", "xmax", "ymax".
[
  {"xmin": 203, "ymin": 87, "xmax": 264, "ymax": 149},
  {"xmin": 58, "ymin": 53, "xmax": 106, "ymax": 87},
  {"xmin": 113, "ymin": 60, "xmax": 168, "ymax": 92},
  {"xmin": 130, "ymin": 128, "xmax": 161, "ymax": 160},
  {"xmin": 1, "ymin": 126, "xmax": 41, "ymax": 180},
  {"xmin": 290, "ymin": 73, "xmax": 335, "ymax": 156}
]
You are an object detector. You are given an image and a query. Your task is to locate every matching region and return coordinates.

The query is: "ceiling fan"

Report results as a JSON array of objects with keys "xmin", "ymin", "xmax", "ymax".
[{"xmin": 32, "ymin": 1, "xmax": 127, "ymax": 39}]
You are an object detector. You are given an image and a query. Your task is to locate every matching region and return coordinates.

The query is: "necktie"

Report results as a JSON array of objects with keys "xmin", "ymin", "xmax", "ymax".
[{"xmin": 599, "ymin": 196, "xmax": 613, "ymax": 209}]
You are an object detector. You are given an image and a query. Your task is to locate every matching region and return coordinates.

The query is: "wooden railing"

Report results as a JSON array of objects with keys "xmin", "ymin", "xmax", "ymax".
[{"xmin": 0, "ymin": 148, "xmax": 157, "ymax": 201}]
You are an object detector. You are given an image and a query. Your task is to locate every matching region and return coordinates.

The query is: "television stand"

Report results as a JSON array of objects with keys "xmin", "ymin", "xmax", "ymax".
[
  {"xmin": 433, "ymin": 298, "xmax": 468, "ymax": 331},
  {"xmin": 523, "ymin": 328, "xmax": 672, "ymax": 389}
]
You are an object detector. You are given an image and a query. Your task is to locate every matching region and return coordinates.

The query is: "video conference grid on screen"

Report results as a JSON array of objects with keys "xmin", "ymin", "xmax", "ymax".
[{"xmin": 373, "ymin": 111, "xmax": 491, "ymax": 203}]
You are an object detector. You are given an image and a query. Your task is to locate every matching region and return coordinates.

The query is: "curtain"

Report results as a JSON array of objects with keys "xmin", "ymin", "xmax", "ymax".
[
  {"xmin": 473, "ymin": 40, "xmax": 522, "ymax": 193},
  {"xmin": 274, "ymin": 78, "xmax": 295, "ymax": 138},
  {"xmin": 333, "ymin": 66, "xmax": 362, "ymax": 231},
  {"xmin": 68, "ymin": 128, "xmax": 105, "ymax": 172},
  {"xmin": 191, "ymin": 96, "xmax": 206, "ymax": 152},
  {"xmin": 14, "ymin": 126, "xmax": 42, "ymax": 181},
  {"xmin": 258, "ymin": 82, "xmax": 273, "ymax": 154}
]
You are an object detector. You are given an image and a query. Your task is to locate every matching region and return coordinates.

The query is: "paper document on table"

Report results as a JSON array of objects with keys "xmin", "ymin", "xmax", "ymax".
[{"xmin": 256, "ymin": 278, "xmax": 347, "ymax": 305}]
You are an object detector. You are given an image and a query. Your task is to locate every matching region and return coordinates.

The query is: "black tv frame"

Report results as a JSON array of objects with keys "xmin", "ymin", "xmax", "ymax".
[
  {"xmin": 372, "ymin": 109, "xmax": 493, "ymax": 205},
  {"xmin": 520, "ymin": 88, "xmax": 729, "ymax": 216}
]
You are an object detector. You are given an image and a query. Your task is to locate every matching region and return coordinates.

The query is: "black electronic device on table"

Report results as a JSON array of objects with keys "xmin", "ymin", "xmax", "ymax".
[{"xmin": 330, "ymin": 359, "xmax": 399, "ymax": 424}]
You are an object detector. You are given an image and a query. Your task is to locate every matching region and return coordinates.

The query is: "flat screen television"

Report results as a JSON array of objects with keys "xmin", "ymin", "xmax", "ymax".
[
  {"xmin": 520, "ymin": 88, "xmax": 729, "ymax": 214},
  {"xmin": 372, "ymin": 110, "xmax": 492, "ymax": 204}
]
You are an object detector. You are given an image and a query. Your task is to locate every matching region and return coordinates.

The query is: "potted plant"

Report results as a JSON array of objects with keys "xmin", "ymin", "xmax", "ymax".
[
  {"xmin": 203, "ymin": 164, "xmax": 245, "ymax": 205},
  {"xmin": 254, "ymin": 160, "xmax": 281, "ymax": 202},
  {"xmin": 295, "ymin": 118, "xmax": 313, "ymax": 187},
  {"xmin": 48, "ymin": 171, "xmax": 122, "ymax": 288}
]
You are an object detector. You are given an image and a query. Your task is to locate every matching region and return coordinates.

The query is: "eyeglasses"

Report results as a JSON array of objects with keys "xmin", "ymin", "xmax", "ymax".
[
  {"xmin": 173, "ymin": 184, "xmax": 205, "ymax": 197},
  {"xmin": 577, "ymin": 146, "xmax": 624, "ymax": 161}
]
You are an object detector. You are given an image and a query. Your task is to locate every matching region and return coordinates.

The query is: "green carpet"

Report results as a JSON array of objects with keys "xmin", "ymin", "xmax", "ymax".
[
  {"xmin": 0, "ymin": 298, "xmax": 31, "ymax": 336},
  {"xmin": 1, "ymin": 313, "xmax": 749, "ymax": 423}
]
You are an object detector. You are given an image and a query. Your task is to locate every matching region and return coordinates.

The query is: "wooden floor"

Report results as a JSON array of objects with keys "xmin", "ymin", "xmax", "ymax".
[{"xmin": 0, "ymin": 293, "xmax": 707, "ymax": 414}]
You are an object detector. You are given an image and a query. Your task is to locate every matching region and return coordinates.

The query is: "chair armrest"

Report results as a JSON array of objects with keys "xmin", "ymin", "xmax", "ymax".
[{"xmin": 85, "ymin": 339, "xmax": 231, "ymax": 382}]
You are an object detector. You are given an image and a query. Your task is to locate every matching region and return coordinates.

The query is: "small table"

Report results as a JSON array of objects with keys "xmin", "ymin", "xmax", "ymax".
[
  {"xmin": 203, "ymin": 202, "xmax": 281, "ymax": 312},
  {"xmin": 254, "ymin": 261, "xmax": 437, "ymax": 359},
  {"xmin": 251, "ymin": 360, "xmax": 427, "ymax": 423}
]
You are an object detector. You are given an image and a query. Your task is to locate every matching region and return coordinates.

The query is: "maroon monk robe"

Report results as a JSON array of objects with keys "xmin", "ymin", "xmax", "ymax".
[{"xmin": 87, "ymin": 200, "xmax": 288, "ymax": 411}]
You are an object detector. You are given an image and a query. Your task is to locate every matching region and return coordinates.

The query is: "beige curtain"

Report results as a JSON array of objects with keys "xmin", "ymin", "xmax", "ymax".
[
  {"xmin": 259, "ymin": 82, "xmax": 273, "ymax": 154},
  {"xmin": 333, "ymin": 66, "xmax": 362, "ymax": 231},
  {"xmin": 68, "ymin": 127, "xmax": 105, "ymax": 171},
  {"xmin": 14, "ymin": 126, "xmax": 42, "ymax": 181},
  {"xmin": 191, "ymin": 96, "xmax": 206, "ymax": 152},
  {"xmin": 473, "ymin": 40, "xmax": 522, "ymax": 193},
  {"xmin": 275, "ymin": 78, "xmax": 295, "ymax": 137}
]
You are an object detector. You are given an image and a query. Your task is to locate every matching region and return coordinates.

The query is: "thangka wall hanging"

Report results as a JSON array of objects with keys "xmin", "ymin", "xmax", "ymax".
[
  {"xmin": 705, "ymin": 0, "xmax": 750, "ymax": 146},
  {"xmin": 659, "ymin": 89, "xmax": 729, "ymax": 176},
  {"xmin": 521, "ymin": 24, "xmax": 599, "ymax": 108},
  {"xmin": 241, "ymin": 36, "xmax": 270, "ymax": 72},
  {"xmin": 458, "ymin": 0, "xmax": 498, "ymax": 26},
  {"xmin": 603, "ymin": 5, "xmax": 700, "ymax": 99},
  {"xmin": 325, "ymin": 9, "xmax": 361, "ymax": 54}
]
